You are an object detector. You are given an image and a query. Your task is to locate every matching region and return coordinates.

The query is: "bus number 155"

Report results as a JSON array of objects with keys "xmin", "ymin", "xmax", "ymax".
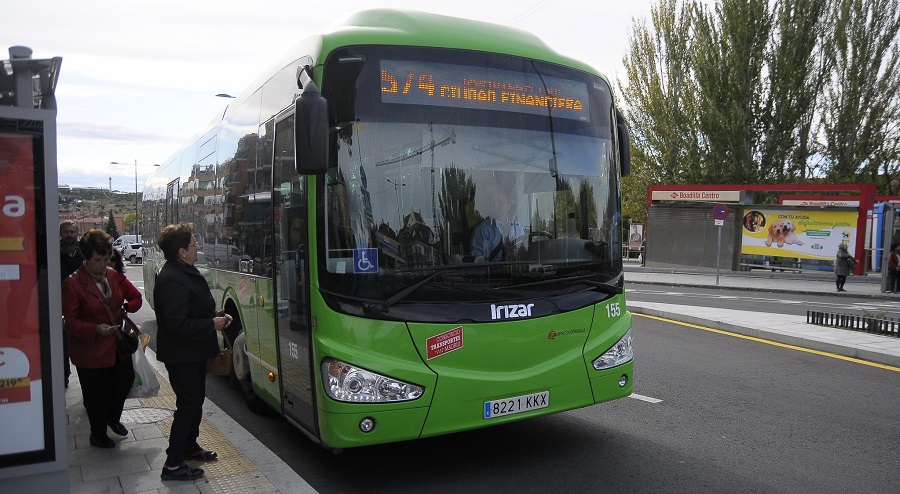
[{"xmin": 606, "ymin": 302, "xmax": 621, "ymax": 318}]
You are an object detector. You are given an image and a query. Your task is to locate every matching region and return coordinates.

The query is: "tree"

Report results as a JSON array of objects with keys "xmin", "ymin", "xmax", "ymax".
[
  {"xmin": 105, "ymin": 211, "xmax": 119, "ymax": 239},
  {"xmin": 576, "ymin": 181, "xmax": 599, "ymax": 240},
  {"xmin": 760, "ymin": 0, "xmax": 832, "ymax": 181},
  {"xmin": 123, "ymin": 212, "xmax": 137, "ymax": 234},
  {"xmin": 552, "ymin": 178, "xmax": 578, "ymax": 238},
  {"xmin": 620, "ymin": 0, "xmax": 702, "ymax": 186},
  {"xmin": 618, "ymin": 0, "xmax": 900, "ymax": 202},
  {"xmin": 692, "ymin": 0, "xmax": 772, "ymax": 184},
  {"xmin": 820, "ymin": 0, "xmax": 900, "ymax": 193},
  {"xmin": 621, "ymin": 155, "xmax": 654, "ymax": 224},
  {"xmin": 438, "ymin": 165, "xmax": 479, "ymax": 252}
]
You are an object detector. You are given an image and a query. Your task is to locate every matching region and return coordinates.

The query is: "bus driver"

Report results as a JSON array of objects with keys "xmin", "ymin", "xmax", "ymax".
[{"xmin": 470, "ymin": 180, "xmax": 515, "ymax": 262}]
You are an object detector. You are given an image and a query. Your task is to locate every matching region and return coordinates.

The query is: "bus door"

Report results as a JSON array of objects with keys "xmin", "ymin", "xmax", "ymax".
[{"xmin": 272, "ymin": 112, "xmax": 317, "ymax": 435}]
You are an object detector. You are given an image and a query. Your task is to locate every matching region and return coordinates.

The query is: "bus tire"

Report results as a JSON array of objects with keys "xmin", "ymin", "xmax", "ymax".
[{"xmin": 231, "ymin": 332, "xmax": 270, "ymax": 415}]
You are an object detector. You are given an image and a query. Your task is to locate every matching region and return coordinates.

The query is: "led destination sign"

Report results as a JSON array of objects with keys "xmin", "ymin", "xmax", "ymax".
[{"xmin": 380, "ymin": 59, "xmax": 590, "ymax": 121}]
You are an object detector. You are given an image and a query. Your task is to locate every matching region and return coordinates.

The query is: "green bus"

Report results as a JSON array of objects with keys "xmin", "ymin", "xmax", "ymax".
[{"xmin": 142, "ymin": 9, "xmax": 634, "ymax": 450}]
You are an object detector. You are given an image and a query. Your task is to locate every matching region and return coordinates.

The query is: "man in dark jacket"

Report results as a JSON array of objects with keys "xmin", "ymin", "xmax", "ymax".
[
  {"xmin": 888, "ymin": 243, "xmax": 900, "ymax": 293},
  {"xmin": 60, "ymin": 221, "xmax": 83, "ymax": 387}
]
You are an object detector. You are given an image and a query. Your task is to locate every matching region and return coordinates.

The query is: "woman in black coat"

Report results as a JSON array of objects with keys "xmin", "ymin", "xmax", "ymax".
[
  {"xmin": 834, "ymin": 242, "xmax": 855, "ymax": 292},
  {"xmin": 154, "ymin": 223, "xmax": 232, "ymax": 481}
]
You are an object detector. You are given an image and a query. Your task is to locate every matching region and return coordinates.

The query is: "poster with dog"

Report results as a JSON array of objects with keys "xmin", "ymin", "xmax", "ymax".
[{"xmin": 741, "ymin": 208, "xmax": 857, "ymax": 260}]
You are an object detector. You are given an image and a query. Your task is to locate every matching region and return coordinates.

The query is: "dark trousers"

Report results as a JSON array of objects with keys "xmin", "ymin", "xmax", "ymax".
[
  {"xmin": 76, "ymin": 355, "xmax": 134, "ymax": 437},
  {"xmin": 836, "ymin": 275, "xmax": 847, "ymax": 290},
  {"xmin": 889, "ymin": 270, "xmax": 899, "ymax": 292},
  {"xmin": 164, "ymin": 361, "xmax": 206, "ymax": 466}
]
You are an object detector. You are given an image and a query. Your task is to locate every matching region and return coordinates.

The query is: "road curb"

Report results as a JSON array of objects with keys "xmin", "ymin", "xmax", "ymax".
[
  {"xmin": 625, "ymin": 279, "xmax": 896, "ymax": 300},
  {"xmin": 628, "ymin": 305, "xmax": 900, "ymax": 368}
]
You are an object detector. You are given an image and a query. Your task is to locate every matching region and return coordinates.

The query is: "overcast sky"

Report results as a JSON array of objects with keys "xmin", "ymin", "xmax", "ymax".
[{"xmin": 2, "ymin": 0, "xmax": 658, "ymax": 193}]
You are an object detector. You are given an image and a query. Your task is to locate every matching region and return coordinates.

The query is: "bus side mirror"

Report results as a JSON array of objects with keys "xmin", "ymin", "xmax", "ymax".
[
  {"xmin": 295, "ymin": 81, "xmax": 329, "ymax": 175},
  {"xmin": 615, "ymin": 108, "xmax": 631, "ymax": 177}
]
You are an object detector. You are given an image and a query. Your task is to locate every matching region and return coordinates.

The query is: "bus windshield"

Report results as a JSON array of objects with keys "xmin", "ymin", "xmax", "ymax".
[{"xmin": 318, "ymin": 46, "xmax": 622, "ymax": 314}]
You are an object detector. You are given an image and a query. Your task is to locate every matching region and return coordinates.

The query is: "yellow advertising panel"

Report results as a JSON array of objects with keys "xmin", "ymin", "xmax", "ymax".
[{"xmin": 741, "ymin": 208, "xmax": 857, "ymax": 260}]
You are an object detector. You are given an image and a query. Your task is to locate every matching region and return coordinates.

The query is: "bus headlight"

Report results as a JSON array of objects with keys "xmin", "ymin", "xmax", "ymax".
[
  {"xmin": 592, "ymin": 328, "xmax": 634, "ymax": 370},
  {"xmin": 322, "ymin": 358, "xmax": 424, "ymax": 403}
]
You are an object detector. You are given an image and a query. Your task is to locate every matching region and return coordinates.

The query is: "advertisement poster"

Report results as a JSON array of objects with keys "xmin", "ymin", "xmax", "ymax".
[
  {"xmin": 0, "ymin": 132, "xmax": 45, "ymax": 456},
  {"xmin": 628, "ymin": 224, "xmax": 644, "ymax": 249},
  {"xmin": 741, "ymin": 208, "xmax": 858, "ymax": 260}
]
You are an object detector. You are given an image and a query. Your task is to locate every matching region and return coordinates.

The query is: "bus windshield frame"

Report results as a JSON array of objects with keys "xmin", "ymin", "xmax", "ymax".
[{"xmin": 317, "ymin": 46, "xmax": 622, "ymax": 321}]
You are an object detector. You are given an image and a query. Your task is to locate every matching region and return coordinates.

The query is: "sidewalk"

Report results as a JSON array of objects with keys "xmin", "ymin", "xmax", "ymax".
[
  {"xmin": 65, "ymin": 348, "xmax": 317, "ymax": 494},
  {"xmin": 624, "ymin": 262, "xmax": 900, "ymax": 368},
  {"xmin": 624, "ymin": 260, "xmax": 888, "ymax": 298}
]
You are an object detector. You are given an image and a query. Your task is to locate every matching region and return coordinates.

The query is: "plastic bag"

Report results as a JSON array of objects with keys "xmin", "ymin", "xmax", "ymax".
[{"xmin": 129, "ymin": 348, "xmax": 160, "ymax": 398}]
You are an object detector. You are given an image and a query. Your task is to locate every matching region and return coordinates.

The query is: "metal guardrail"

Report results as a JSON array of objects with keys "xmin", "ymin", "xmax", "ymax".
[{"xmin": 807, "ymin": 311, "xmax": 900, "ymax": 337}]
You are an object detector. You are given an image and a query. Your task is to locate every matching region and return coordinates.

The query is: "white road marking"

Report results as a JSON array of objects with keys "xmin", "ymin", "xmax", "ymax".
[
  {"xmin": 629, "ymin": 393, "xmax": 663, "ymax": 404},
  {"xmin": 626, "ymin": 289, "xmax": 900, "ymax": 313}
]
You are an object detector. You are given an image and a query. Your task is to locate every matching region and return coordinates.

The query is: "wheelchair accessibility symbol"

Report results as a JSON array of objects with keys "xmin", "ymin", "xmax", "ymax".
[{"xmin": 353, "ymin": 248, "xmax": 379, "ymax": 274}]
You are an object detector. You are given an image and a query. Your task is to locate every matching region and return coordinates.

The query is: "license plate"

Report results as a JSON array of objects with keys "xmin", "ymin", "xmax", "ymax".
[{"xmin": 484, "ymin": 391, "xmax": 549, "ymax": 419}]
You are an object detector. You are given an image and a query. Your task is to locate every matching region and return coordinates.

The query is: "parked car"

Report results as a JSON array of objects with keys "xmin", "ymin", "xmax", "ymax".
[
  {"xmin": 122, "ymin": 242, "xmax": 143, "ymax": 263},
  {"xmin": 113, "ymin": 235, "xmax": 141, "ymax": 252},
  {"xmin": 206, "ymin": 244, "xmax": 248, "ymax": 270}
]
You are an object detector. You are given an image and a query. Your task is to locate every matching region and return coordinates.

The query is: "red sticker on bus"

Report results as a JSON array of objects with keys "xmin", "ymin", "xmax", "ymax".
[{"xmin": 426, "ymin": 326, "xmax": 463, "ymax": 360}]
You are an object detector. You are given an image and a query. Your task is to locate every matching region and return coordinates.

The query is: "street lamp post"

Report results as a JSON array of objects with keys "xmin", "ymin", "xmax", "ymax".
[
  {"xmin": 111, "ymin": 160, "xmax": 139, "ymax": 236},
  {"xmin": 112, "ymin": 161, "xmax": 159, "ymax": 237},
  {"xmin": 386, "ymin": 177, "xmax": 406, "ymax": 226}
]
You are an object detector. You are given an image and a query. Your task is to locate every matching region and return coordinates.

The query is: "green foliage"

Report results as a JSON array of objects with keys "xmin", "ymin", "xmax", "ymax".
[
  {"xmin": 620, "ymin": 0, "xmax": 703, "ymax": 186},
  {"xmin": 621, "ymin": 150, "xmax": 652, "ymax": 226},
  {"xmin": 439, "ymin": 165, "xmax": 480, "ymax": 251},
  {"xmin": 105, "ymin": 211, "xmax": 119, "ymax": 239},
  {"xmin": 761, "ymin": 0, "xmax": 831, "ymax": 181},
  {"xmin": 123, "ymin": 212, "xmax": 137, "ymax": 234},
  {"xmin": 692, "ymin": 0, "xmax": 772, "ymax": 184},
  {"xmin": 553, "ymin": 179, "xmax": 578, "ymax": 238},
  {"xmin": 618, "ymin": 0, "xmax": 900, "ymax": 222},
  {"xmin": 820, "ymin": 0, "xmax": 900, "ymax": 192}
]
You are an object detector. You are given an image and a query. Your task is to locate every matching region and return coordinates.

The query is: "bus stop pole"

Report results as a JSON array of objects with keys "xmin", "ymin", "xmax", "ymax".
[{"xmin": 716, "ymin": 224, "xmax": 721, "ymax": 286}]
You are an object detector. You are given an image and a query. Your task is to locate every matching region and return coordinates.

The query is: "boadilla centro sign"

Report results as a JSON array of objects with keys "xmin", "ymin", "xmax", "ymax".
[{"xmin": 651, "ymin": 190, "xmax": 742, "ymax": 202}]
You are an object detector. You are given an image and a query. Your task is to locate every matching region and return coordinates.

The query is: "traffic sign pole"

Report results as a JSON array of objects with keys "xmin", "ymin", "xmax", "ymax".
[
  {"xmin": 713, "ymin": 204, "xmax": 729, "ymax": 286},
  {"xmin": 717, "ymin": 226, "xmax": 722, "ymax": 285}
]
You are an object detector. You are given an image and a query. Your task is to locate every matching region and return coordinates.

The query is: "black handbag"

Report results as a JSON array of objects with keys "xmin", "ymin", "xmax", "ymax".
[
  {"xmin": 102, "ymin": 300, "xmax": 139, "ymax": 359},
  {"xmin": 117, "ymin": 317, "xmax": 140, "ymax": 356}
]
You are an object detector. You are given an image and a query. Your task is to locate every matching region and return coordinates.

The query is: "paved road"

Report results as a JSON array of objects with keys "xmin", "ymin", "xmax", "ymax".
[
  {"xmin": 123, "ymin": 263, "xmax": 900, "ymax": 492},
  {"xmin": 204, "ymin": 313, "xmax": 900, "ymax": 493}
]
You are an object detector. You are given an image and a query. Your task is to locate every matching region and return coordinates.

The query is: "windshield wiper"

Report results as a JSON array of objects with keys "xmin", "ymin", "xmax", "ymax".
[
  {"xmin": 580, "ymin": 272, "xmax": 624, "ymax": 295},
  {"xmin": 366, "ymin": 268, "xmax": 463, "ymax": 314},
  {"xmin": 500, "ymin": 272, "xmax": 623, "ymax": 295}
]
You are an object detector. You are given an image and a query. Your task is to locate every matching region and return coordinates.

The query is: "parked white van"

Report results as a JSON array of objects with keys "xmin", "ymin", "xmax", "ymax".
[{"xmin": 113, "ymin": 235, "xmax": 141, "ymax": 252}]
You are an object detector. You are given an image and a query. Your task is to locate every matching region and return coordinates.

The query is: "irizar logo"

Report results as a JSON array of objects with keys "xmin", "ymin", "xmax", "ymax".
[{"xmin": 490, "ymin": 303, "xmax": 535, "ymax": 320}]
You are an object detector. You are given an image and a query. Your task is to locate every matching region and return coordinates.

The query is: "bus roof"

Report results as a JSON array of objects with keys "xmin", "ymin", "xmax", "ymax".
[
  {"xmin": 241, "ymin": 9, "xmax": 609, "ymax": 101},
  {"xmin": 155, "ymin": 9, "xmax": 610, "ymax": 172},
  {"xmin": 319, "ymin": 9, "xmax": 604, "ymax": 77}
]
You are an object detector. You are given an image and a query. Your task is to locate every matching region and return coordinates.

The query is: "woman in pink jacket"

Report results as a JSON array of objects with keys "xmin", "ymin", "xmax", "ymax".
[{"xmin": 62, "ymin": 229, "xmax": 142, "ymax": 448}]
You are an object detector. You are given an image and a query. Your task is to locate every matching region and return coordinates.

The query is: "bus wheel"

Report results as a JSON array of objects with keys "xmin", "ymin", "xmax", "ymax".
[{"xmin": 231, "ymin": 332, "xmax": 270, "ymax": 415}]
